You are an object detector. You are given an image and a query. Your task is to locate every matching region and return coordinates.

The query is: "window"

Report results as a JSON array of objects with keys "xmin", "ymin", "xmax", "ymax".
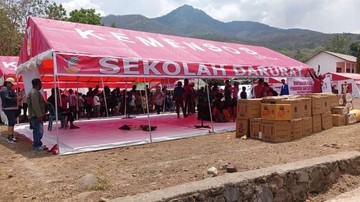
[
  {"xmin": 336, "ymin": 68, "xmax": 342, "ymax": 73},
  {"xmin": 352, "ymin": 69, "xmax": 355, "ymax": 73},
  {"xmin": 346, "ymin": 68, "xmax": 351, "ymax": 73}
]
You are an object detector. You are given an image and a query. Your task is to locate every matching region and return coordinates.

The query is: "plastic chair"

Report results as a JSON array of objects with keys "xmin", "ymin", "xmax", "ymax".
[{"xmin": 47, "ymin": 102, "xmax": 67, "ymax": 131}]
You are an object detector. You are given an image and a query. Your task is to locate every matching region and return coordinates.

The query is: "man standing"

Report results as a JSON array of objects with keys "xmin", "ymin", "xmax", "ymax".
[
  {"xmin": 174, "ymin": 81, "xmax": 185, "ymax": 118},
  {"xmin": 27, "ymin": 78, "xmax": 47, "ymax": 150},
  {"xmin": 254, "ymin": 78, "xmax": 265, "ymax": 98},
  {"xmin": 280, "ymin": 79, "xmax": 289, "ymax": 95}
]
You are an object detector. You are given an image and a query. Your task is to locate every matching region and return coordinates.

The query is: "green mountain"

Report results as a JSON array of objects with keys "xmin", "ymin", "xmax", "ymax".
[{"xmin": 101, "ymin": 4, "xmax": 359, "ymax": 61}]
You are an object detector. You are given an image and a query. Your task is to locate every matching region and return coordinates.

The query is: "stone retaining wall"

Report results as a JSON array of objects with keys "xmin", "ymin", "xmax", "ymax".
[{"xmin": 112, "ymin": 151, "xmax": 360, "ymax": 202}]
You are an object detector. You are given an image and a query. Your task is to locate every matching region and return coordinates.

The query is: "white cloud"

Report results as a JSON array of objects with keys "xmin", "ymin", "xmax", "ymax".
[
  {"xmin": 62, "ymin": 0, "xmax": 106, "ymax": 16},
  {"xmin": 52, "ymin": 0, "xmax": 360, "ymax": 33}
]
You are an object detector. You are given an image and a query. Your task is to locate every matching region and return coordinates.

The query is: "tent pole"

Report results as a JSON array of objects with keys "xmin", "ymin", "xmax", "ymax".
[
  {"xmin": 206, "ymin": 84, "xmax": 214, "ymax": 133},
  {"xmin": 144, "ymin": 78, "xmax": 152, "ymax": 142},
  {"xmin": 101, "ymin": 76, "xmax": 109, "ymax": 117},
  {"xmin": 53, "ymin": 52, "xmax": 60, "ymax": 154},
  {"xmin": 16, "ymin": 76, "xmax": 20, "ymax": 125},
  {"xmin": 138, "ymin": 78, "xmax": 145, "ymax": 114},
  {"xmin": 124, "ymin": 80, "xmax": 128, "ymax": 118},
  {"xmin": 76, "ymin": 77, "xmax": 79, "ymax": 120}
]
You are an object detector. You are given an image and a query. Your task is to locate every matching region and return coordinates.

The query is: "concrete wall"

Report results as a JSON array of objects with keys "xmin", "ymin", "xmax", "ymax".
[{"xmin": 113, "ymin": 152, "xmax": 360, "ymax": 202}]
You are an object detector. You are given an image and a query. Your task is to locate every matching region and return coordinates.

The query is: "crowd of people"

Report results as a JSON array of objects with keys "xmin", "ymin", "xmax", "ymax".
[{"xmin": 0, "ymin": 77, "xmax": 294, "ymax": 150}]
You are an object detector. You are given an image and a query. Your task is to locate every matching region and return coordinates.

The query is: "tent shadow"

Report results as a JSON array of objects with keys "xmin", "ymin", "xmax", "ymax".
[{"xmin": 0, "ymin": 128, "xmax": 53, "ymax": 159}]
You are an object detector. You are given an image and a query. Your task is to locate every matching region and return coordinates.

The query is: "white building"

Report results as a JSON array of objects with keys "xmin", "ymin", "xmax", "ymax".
[{"xmin": 306, "ymin": 51, "xmax": 357, "ymax": 74}]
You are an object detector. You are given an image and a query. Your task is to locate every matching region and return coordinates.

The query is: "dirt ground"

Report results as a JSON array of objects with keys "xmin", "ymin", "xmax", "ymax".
[{"xmin": 1, "ymin": 99, "xmax": 360, "ymax": 201}]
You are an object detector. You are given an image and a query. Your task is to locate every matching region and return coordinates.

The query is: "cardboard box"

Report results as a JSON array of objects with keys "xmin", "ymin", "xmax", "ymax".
[
  {"xmin": 236, "ymin": 119, "xmax": 249, "ymax": 138},
  {"xmin": 332, "ymin": 114, "xmax": 346, "ymax": 126},
  {"xmin": 237, "ymin": 99, "xmax": 262, "ymax": 119},
  {"xmin": 262, "ymin": 120, "xmax": 291, "ymax": 143},
  {"xmin": 321, "ymin": 94, "xmax": 331, "ymax": 111},
  {"xmin": 311, "ymin": 96, "xmax": 325, "ymax": 115},
  {"xmin": 299, "ymin": 98, "xmax": 312, "ymax": 117},
  {"xmin": 324, "ymin": 93, "xmax": 344, "ymax": 108},
  {"xmin": 302, "ymin": 116, "xmax": 313, "ymax": 136},
  {"xmin": 321, "ymin": 111, "xmax": 333, "ymax": 130},
  {"xmin": 291, "ymin": 118, "xmax": 303, "ymax": 140},
  {"xmin": 261, "ymin": 96, "xmax": 287, "ymax": 104},
  {"xmin": 312, "ymin": 114, "xmax": 322, "ymax": 133},
  {"xmin": 331, "ymin": 106, "xmax": 349, "ymax": 115},
  {"xmin": 278, "ymin": 98, "xmax": 303, "ymax": 118},
  {"xmin": 261, "ymin": 104, "xmax": 292, "ymax": 120},
  {"xmin": 346, "ymin": 113, "xmax": 357, "ymax": 125},
  {"xmin": 250, "ymin": 118, "xmax": 262, "ymax": 139}
]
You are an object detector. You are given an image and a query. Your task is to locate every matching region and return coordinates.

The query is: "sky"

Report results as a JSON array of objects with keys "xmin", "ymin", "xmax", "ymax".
[{"xmin": 53, "ymin": 0, "xmax": 360, "ymax": 34}]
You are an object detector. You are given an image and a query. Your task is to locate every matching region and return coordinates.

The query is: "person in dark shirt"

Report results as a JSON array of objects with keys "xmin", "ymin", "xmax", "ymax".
[
  {"xmin": 240, "ymin": 87, "xmax": 247, "ymax": 99},
  {"xmin": 47, "ymin": 88, "xmax": 79, "ymax": 129},
  {"xmin": 174, "ymin": 81, "xmax": 186, "ymax": 118}
]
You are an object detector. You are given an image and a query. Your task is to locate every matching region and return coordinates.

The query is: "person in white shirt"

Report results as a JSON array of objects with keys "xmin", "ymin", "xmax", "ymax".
[{"xmin": 93, "ymin": 92, "xmax": 101, "ymax": 117}]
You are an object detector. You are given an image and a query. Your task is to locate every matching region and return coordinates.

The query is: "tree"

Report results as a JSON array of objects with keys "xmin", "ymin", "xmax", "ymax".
[
  {"xmin": 0, "ymin": 8, "xmax": 21, "ymax": 55},
  {"xmin": 0, "ymin": 0, "xmax": 49, "ymax": 55},
  {"xmin": 46, "ymin": 2, "xmax": 66, "ymax": 20},
  {"xmin": 357, "ymin": 44, "xmax": 360, "ymax": 73},
  {"xmin": 67, "ymin": 8, "xmax": 101, "ymax": 25},
  {"xmin": 110, "ymin": 22, "xmax": 116, "ymax": 28},
  {"xmin": 325, "ymin": 34, "xmax": 351, "ymax": 54},
  {"xmin": 349, "ymin": 42, "xmax": 360, "ymax": 57}
]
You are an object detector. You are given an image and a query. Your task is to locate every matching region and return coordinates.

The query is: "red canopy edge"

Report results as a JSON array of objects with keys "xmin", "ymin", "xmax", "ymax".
[{"xmin": 17, "ymin": 17, "xmax": 313, "ymax": 80}]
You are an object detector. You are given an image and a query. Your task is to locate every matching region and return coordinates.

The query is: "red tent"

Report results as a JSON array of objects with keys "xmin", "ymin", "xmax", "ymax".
[
  {"xmin": 17, "ymin": 17, "xmax": 313, "ymax": 82},
  {"xmin": 15, "ymin": 17, "xmax": 314, "ymax": 154},
  {"xmin": 327, "ymin": 72, "xmax": 360, "ymax": 85}
]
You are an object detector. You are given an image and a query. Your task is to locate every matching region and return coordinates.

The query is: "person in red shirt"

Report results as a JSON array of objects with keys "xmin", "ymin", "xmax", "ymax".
[
  {"xmin": 263, "ymin": 82, "xmax": 273, "ymax": 97},
  {"xmin": 183, "ymin": 79, "xmax": 193, "ymax": 116},
  {"xmin": 309, "ymin": 65, "xmax": 324, "ymax": 93},
  {"xmin": 253, "ymin": 78, "xmax": 265, "ymax": 98}
]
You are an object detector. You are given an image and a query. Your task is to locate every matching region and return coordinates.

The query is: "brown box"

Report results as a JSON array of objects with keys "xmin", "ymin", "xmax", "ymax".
[
  {"xmin": 332, "ymin": 114, "xmax": 346, "ymax": 126},
  {"xmin": 312, "ymin": 114, "xmax": 322, "ymax": 133},
  {"xmin": 311, "ymin": 96, "xmax": 325, "ymax": 115},
  {"xmin": 321, "ymin": 111, "xmax": 333, "ymax": 130},
  {"xmin": 331, "ymin": 106, "xmax": 349, "ymax": 115},
  {"xmin": 236, "ymin": 119, "xmax": 249, "ymax": 138},
  {"xmin": 262, "ymin": 120, "xmax": 291, "ymax": 143},
  {"xmin": 261, "ymin": 104, "xmax": 293, "ymax": 120},
  {"xmin": 237, "ymin": 99, "xmax": 262, "ymax": 119},
  {"xmin": 291, "ymin": 118, "xmax": 303, "ymax": 140},
  {"xmin": 250, "ymin": 118, "xmax": 262, "ymax": 139},
  {"xmin": 300, "ymin": 98, "xmax": 312, "ymax": 117},
  {"xmin": 261, "ymin": 96, "xmax": 286, "ymax": 104},
  {"xmin": 346, "ymin": 113, "xmax": 357, "ymax": 125},
  {"xmin": 324, "ymin": 93, "xmax": 343, "ymax": 108},
  {"xmin": 278, "ymin": 98, "xmax": 304, "ymax": 118},
  {"xmin": 302, "ymin": 116, "xmax": 313, "ymax": 136}
]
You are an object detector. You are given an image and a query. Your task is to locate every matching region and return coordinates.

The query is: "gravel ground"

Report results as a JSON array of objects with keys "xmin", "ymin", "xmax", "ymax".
[{"xmin": 0, "ymin": 99, "xmax": 359, "ymax": 201}]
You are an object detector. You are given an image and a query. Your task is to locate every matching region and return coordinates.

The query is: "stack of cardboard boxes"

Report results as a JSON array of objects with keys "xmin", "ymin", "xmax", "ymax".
[{"xmin": 235, "ymin": 93, "xmax": 358, "ymax": 143}]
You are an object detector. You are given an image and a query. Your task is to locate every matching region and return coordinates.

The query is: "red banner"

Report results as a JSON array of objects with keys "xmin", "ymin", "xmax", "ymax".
[{"xmin": 56, "ymin": 54, "xmax": 310, "ymax": 78}]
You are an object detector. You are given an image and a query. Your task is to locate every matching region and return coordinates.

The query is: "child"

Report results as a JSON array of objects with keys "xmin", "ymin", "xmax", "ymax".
[{"xmin": 240, "ymin": 86, "xmax": 247, "ymax": 99}]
